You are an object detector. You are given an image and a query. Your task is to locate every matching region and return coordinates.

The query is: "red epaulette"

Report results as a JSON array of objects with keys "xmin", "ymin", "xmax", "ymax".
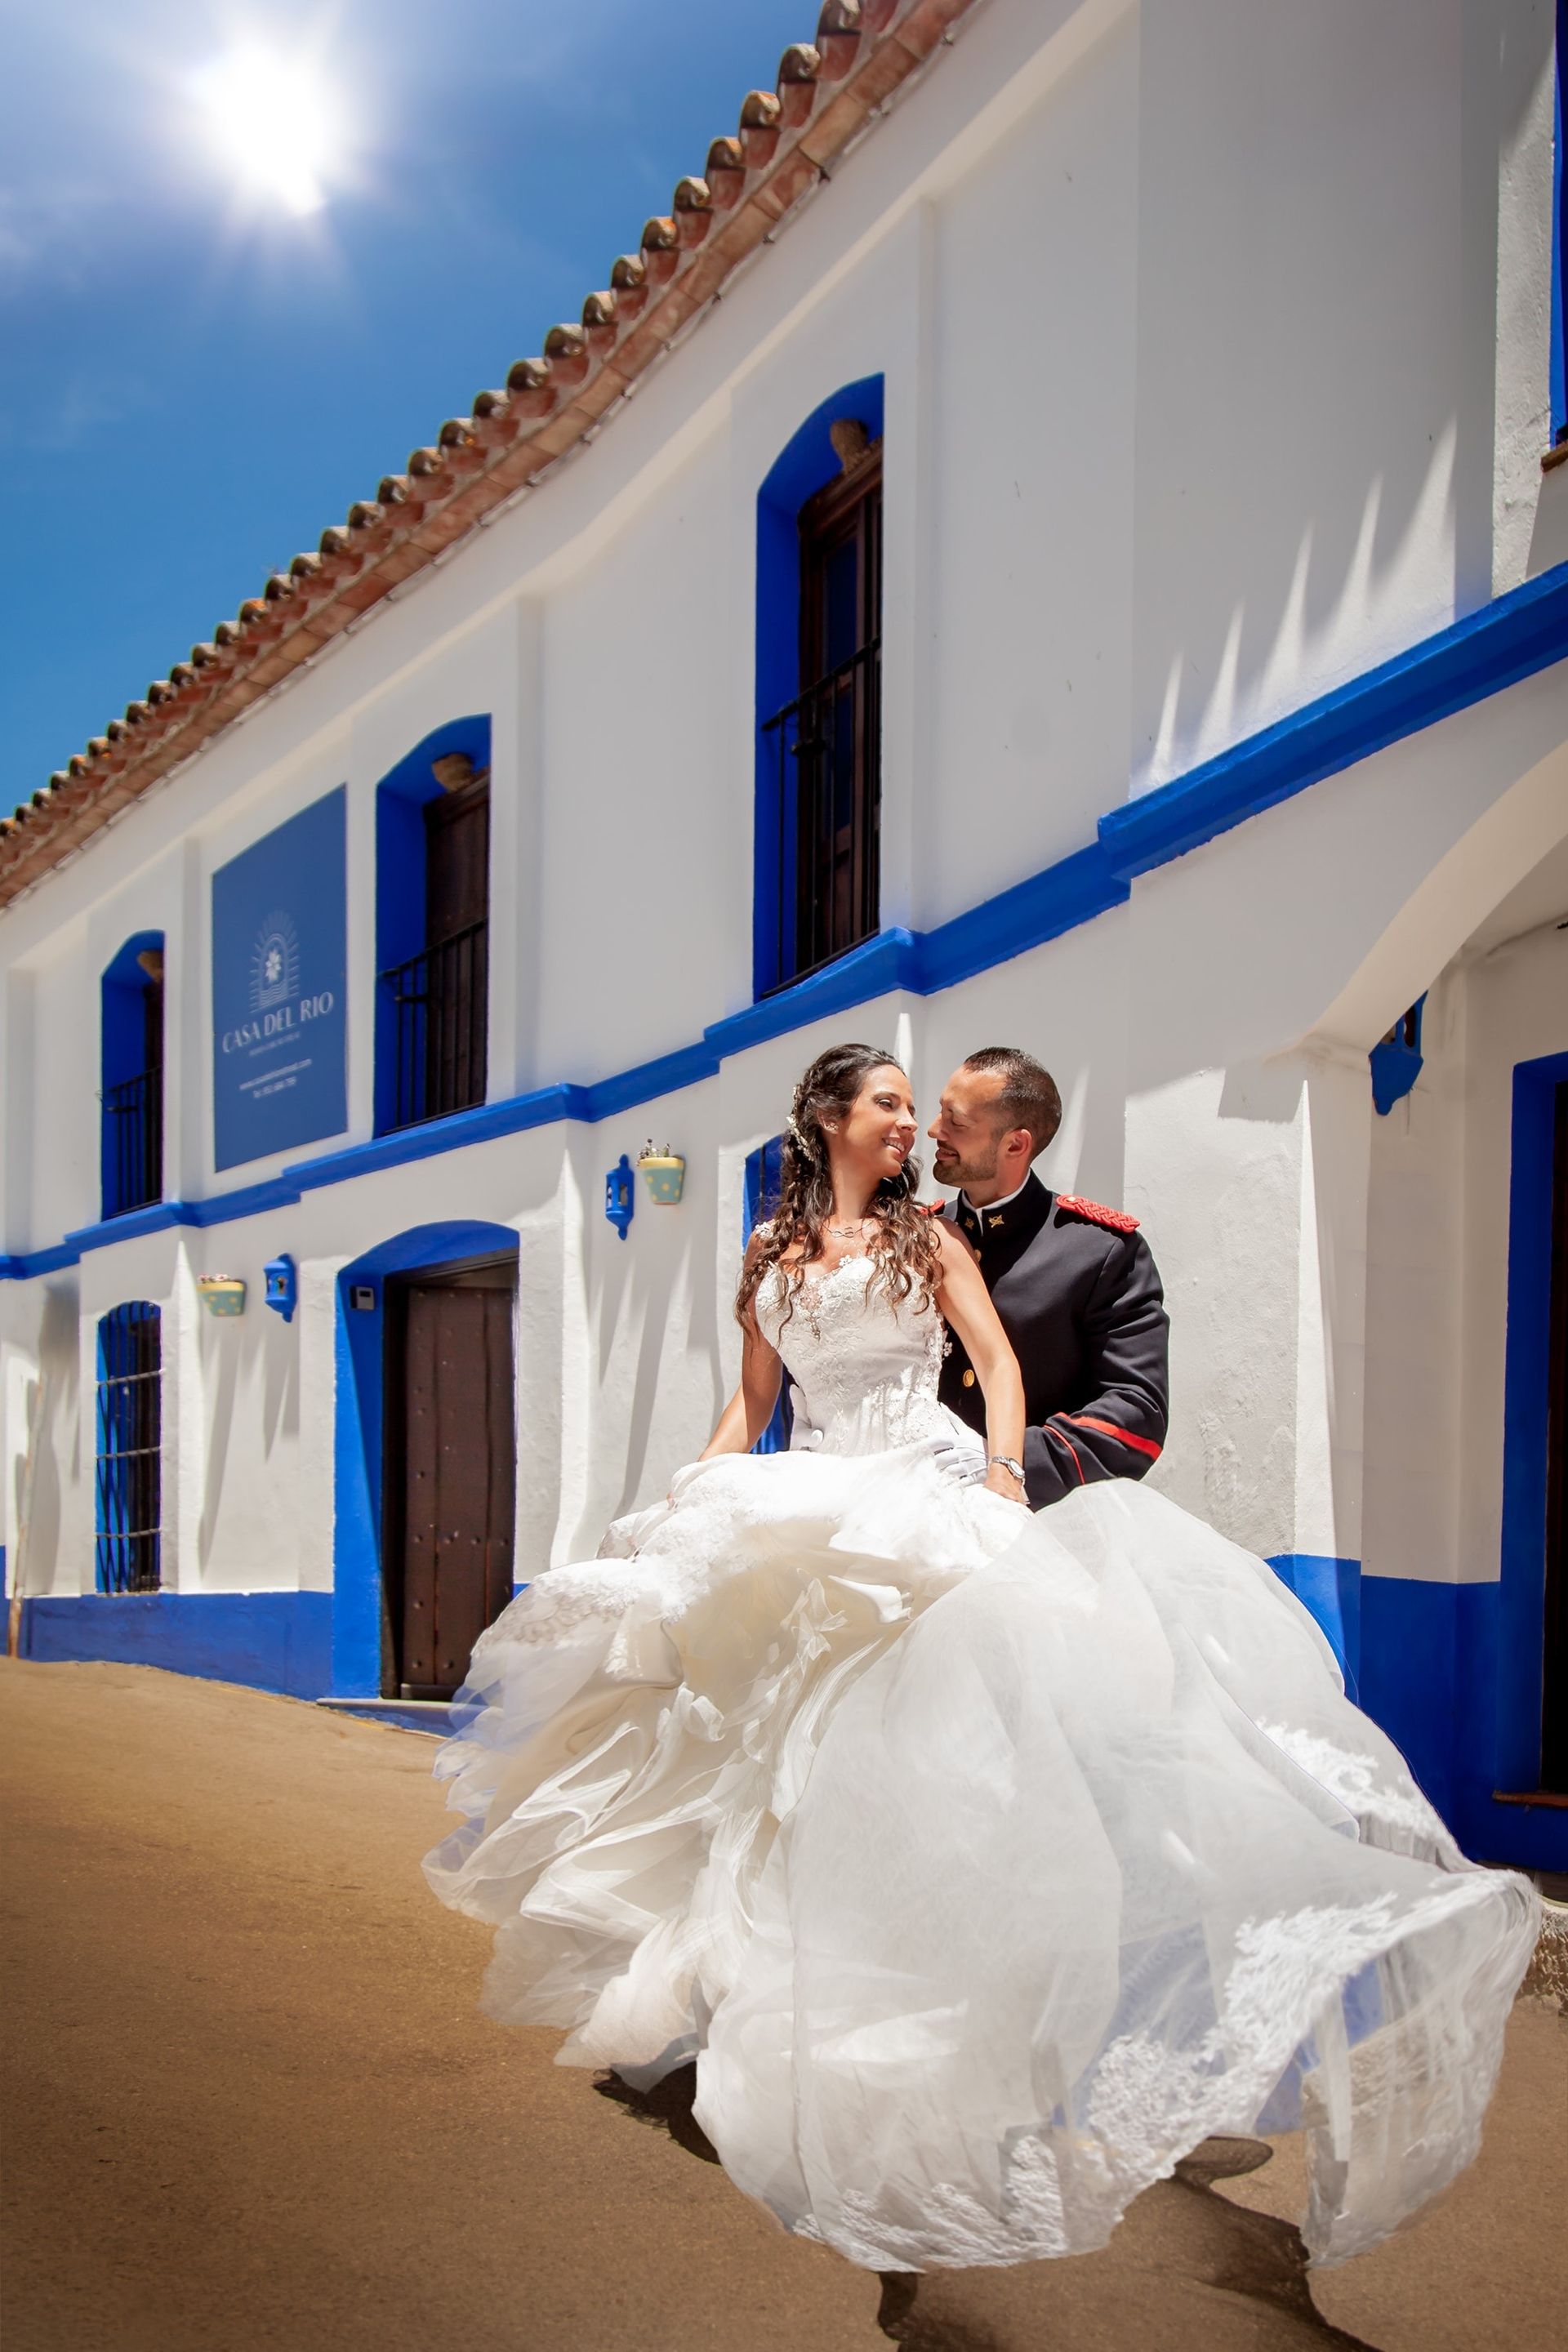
[
  {"xmin": 1056, "ymin": 1194, "xmax": 1140, "ymax": 1234},
  {"xmin": 917, "ymin": 1199, "xmax": 948, "ymax": 1218}
]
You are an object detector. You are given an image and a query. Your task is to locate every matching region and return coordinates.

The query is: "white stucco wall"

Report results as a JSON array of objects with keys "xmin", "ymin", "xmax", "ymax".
[
  {"xmin": 1364, "ymin": 904, "xmax": 1568, "ymax": 1591},
  {"xmin": 2, "ymin": 0, "xmax": 1564, "ymax": 1621}
]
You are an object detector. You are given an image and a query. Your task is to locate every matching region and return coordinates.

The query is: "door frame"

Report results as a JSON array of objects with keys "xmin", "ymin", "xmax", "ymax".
[
  {"xmin": 332, "ymin": 1219, "xmax": 521, "ymax": 1703},
  {"xmin": 1494, "ymin": 1053, "xmax": 1568, "ymax": 1837},
  {"xmin": 380, "ymin": 1248, "xmax": 518, "ymax": 1699}
]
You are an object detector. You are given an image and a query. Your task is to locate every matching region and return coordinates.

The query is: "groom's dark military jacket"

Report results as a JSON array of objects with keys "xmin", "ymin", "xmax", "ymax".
[{"xmin": 937, "ymin": 1173, "xmax": 1169, "ymax": 1510}]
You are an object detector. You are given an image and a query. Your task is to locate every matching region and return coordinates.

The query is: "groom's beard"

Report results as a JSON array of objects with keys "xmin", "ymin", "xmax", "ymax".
[{"xmin": 931, "ymin": 1143, "xmax": 998, "ymax": 1190}]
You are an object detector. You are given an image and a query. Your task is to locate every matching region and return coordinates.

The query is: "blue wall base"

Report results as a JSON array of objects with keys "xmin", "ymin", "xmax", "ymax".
[
  {"xmin": 1267, "ymin": 1553, "xmax": 1361, "ymax": 1686},
  {"xmin": 1361, "ymin": 1574, "xmax": 1568, "ymax": 1872},
  {"xmin": 12, "ymin": 1575, "xmax": 1564, "ymax": 1866},
  {"xmin": 18, "ymin": 1592, "xmax": 333, "ymax": 1701}
]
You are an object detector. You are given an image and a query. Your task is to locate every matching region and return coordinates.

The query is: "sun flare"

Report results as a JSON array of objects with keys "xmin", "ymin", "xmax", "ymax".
[{"xmin": 192, "ymin": 46, "xmax": 336, "ymax": 216}]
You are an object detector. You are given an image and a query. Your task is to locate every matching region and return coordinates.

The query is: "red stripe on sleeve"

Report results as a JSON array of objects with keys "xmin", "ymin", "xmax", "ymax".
[
  {"xmin": 1062, "ymin": 1413, "xmax": 1163, "ymax": 1463},
  {"xmin": 1045, "ymin": 1423, "xmax": 1088, "ymax": 1485}
]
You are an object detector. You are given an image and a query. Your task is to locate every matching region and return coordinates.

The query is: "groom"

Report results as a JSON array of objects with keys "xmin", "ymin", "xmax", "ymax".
[{"xmin": 928, "ymin": 1047, "xmax": 1169, "ymax": 1509}]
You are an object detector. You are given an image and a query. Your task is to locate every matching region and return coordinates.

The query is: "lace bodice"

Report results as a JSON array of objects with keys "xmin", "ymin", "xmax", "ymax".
[{"xmin": 755, "ymin": 1254, "xmax": 954, "ymax": 1457}]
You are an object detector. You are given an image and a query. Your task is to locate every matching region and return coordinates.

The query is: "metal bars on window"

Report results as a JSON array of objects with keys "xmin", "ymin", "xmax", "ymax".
[
  {"xmin": 103, "ymin": 1066, "xmax": 163, "ymax": 1217},
  {"xmin": 378, "ymin": 919, "xmax": 488, "ymax": 1133},
  {"xmin": 96, "ymin": 1303, "xmax": 162, "ymax": 1594},
  {"xmin": 761, "ymin": 641, "xmax": 882, "ymax": 992}
]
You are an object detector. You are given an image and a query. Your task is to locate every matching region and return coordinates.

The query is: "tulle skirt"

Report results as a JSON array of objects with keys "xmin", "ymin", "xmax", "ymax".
[{"xmin": 424, "ymin": 1453, "xmax": 1538, "ymax": 2271}]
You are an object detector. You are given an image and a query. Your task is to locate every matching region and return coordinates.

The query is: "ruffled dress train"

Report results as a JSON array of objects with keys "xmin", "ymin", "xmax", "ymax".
[{"xmin": 425, "ymin": 1258, "xmax": 1538, "ymax": 2272}]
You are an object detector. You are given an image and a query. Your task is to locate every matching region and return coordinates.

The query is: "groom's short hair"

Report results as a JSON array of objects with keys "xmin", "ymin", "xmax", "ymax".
[{"xmin": 962, "ymin": 1047, "xmax": 1062, "ymax": 1160}]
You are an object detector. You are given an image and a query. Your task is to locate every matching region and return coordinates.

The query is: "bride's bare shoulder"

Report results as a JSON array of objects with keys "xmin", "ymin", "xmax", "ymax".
[{"xmin": 924, "ymin": 1209, "xmax": 977, "ymax": 1267}]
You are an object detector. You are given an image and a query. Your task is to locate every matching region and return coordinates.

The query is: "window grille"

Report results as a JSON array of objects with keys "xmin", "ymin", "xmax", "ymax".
[
  {"xmin": 104, "ymin": 1064, "xmax": 163, "ymax": 1217},
  {"xmin": 743, "ymin": 1136, "xmax": 794, "ymax": 1455},
  {"xmin": 96, "ymin": 1303, "xmax": 162, "ymax": 1593},
  {"xmin": 377, "ymin": 765, "xmax": 489, "ymax": 1133},
  {"xmin": 378, "ymin": 919, "xmax": 488, "ymax": 1130},
  {"xmin": 101, "ymin": 946, "xmax": 163, "ymax": 1218},
  {"xmin": 760, "ymin": 442, "xmax": 882, "ymax": 992}
]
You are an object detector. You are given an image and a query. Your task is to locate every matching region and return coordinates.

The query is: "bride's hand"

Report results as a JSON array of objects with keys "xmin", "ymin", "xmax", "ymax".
[{"xmin": 985, "ymin": 1460, "xmax": 1028, "ymax": 1507}]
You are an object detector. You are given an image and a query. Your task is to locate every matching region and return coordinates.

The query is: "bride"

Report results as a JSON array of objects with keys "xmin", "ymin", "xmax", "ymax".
[{"xmin": 425, "ymin": 1042, "xmax": 1539, "ymax": 2274}]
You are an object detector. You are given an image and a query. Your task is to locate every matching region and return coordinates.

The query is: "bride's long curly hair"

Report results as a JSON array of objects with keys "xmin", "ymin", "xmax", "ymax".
[{"xmin": 736, "ymin": 1042, "xmax": 942, "ymax": 1331}]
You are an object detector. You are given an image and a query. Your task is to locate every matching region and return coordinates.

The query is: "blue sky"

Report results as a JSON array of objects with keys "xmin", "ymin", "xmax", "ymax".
[{"xmin": 1, "ymin": 0, "xmax": 813, "ymax": 815}]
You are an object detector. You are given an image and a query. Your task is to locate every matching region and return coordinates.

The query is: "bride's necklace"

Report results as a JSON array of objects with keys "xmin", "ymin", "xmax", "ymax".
[{"xmin": 826, "ymin": 1218, "xmax": 868, "ymax": 1241}]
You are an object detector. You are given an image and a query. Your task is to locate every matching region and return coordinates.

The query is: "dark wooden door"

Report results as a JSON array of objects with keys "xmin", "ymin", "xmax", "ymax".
[{"xmin": 389, "ymin": 1263, "xmax": 515, "ymax": 1700}]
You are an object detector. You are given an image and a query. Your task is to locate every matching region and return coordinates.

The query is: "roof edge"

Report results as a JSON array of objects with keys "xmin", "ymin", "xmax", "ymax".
[{"xmin": 1, "ymin": 0, "xmax": 987, "ymax": 908}]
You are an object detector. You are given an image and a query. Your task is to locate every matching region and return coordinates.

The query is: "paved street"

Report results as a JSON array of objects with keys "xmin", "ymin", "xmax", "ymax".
[{"xmin": 2, "ymin": 1659, "xmax": 1563, "ymax": 2352}]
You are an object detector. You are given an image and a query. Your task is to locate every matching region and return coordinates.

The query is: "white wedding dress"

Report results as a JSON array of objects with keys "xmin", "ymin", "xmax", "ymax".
[{"xmin": 425, "ymin": 1254, "xmax": 1539, "ymax": 2272}]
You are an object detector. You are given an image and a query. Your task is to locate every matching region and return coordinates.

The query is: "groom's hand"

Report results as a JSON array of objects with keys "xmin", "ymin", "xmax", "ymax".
[{"xmin": 924, "ymin": 1432, "xmax": 988, "ymax": 1487}]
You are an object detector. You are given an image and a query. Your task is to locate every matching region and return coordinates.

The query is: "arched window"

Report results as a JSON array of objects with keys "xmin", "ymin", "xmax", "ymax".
[
  {"xmin": 743, "ymin": 1137, "xmax": 793, "ymax": 1454},
  {"xmin": 755, "ymin": 378, "xmax": 884, "ymax": 998},
  {"xmin": 100, "ymin": 933, "xmax": 163, "ymax": 1218},
  {"xmin": 96, "ymin": 1303, "xmax": 162, "ymax": 1592},
  {"xmin": 374, "ymin": 717, "xmax": 492, "ymax": 1135}
]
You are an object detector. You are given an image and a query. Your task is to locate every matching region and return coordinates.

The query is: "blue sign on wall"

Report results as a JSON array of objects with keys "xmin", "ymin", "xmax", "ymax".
[{"xmin": 212, "ymin": 787, "xmax": 348, "ymax": 1171}]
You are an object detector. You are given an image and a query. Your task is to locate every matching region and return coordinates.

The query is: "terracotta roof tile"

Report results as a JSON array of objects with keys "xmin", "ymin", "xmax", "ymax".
[{"xmin": 1, "ymin": 0, "xmax": 986, "ymax": 896}]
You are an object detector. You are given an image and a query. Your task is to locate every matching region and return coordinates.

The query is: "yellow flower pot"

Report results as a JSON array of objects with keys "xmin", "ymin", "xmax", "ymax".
[
  {"xmin": 639, "ymin": 1155, "xmax": 686, "ymax": 1206},
  {"xmin": 198, "ymin": 1276, "xmax": 247, "ymax": 1318}
]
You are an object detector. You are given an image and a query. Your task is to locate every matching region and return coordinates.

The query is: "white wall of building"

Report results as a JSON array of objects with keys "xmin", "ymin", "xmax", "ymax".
[
  {"xmin": 1, "ymin": 0, "xmax": 1564, "ymax": 1738},
  {"xmin": 1365, "ymin": 882, "xmax": 1568, "ymax": 1593}
]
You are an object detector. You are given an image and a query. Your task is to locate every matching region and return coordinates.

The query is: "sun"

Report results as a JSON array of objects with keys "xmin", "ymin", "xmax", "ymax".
[{"xmin": 192, "ymin": 45, "xmax": 337, "ymax": 217}]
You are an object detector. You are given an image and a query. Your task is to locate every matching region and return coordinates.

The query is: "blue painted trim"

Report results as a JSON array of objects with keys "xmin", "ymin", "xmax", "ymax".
[
  {"xmin": 1099, "ymin": 562, "xmax": 1568, "ymax": 880},
  {"xmin": 1370, "ymin": 994, "xmax": 1426, "ymax": 1117},
  {"xmin": 373, "ymin": 716, "xmax": 491, "ymax": 1138},
  {"xmin": 1496, "ymin": 1051, "xmax": 1568, "ymax": 1790},
  {"xmin": 742, "ymin": 1136, "xmax": 793, "ymax": 1453},
  {"xmin": 100, "ymin": 930, "xmax": 164, "ymax": 1220},
  {"xmin": 1267, "ymin": 1553, "xmax": 1361, "ymax": 1688},
  {"xmin": 5, "ymin": 563, "xmax": 1566, "ymax": 1287},
  {"xmin": 917, "ymin": 843, "xmax": 1129, "ymax": 993},
  {"xmin": 186, "ymin": 1175, "xmax": 302, "ymax": 1224},
  {"xmin": 1361, "ymin": 1574, "xmax": 1568, "ymax": 1870},
  {"xmin": 710, "ymin": 929, "xmax": 920, "ymax": 1060},
  {"xmin": 0, "ymin": 1543, "xmax": 6, "ymax": 1598},
  {"xmin": 753, "ymin": 376, "xmax": 884, "ymax": 999},
  {"xmin": 332, "ymin": 1219, "xmax": 520, "ymax": 1699},
  {"xmin": 18, "ymin": 1591, "xmax": 333, "ymax": 1699}
]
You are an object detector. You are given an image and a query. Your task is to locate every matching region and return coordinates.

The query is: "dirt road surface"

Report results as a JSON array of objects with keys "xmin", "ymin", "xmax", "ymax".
[{"xmin": 2, "ymin": 1659, "xmax": 1563, "ymax": 2352}]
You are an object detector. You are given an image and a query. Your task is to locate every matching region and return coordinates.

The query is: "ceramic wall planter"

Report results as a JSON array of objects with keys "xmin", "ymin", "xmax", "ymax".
[
  {"xmin": 639, "ymin": 1152, "xmax": 686, "ymax": 1205},
  {"xmin": 198, "ymin": 1276, "xmax": 247, "ymax": 1318}
]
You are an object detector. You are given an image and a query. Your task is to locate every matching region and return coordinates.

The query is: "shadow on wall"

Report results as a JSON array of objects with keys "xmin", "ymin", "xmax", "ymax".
[
  {"xmin": 585, "ymin": 1162, "xmax": 720, "ymax": 1539},
  {"xmin": 10, "ymin": 1283, "xmax": 79, "ymax": 1597},
  {"xmin": 1133, "ymin": 2, "xmax": 1552, "ymax": 796},
  {"xmin": 197, "ymin": 1290, "xmax": 301, "ymax": 1575},
  {"xmin": 198, "ymin": 1303, "xmax": 242, "ymax": 1574}
]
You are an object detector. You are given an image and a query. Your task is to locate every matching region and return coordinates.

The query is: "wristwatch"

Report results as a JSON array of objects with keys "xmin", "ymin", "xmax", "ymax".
[{"xmin": 987, "ymin": 1455, "xmax": 1027, "ymax": 1486}]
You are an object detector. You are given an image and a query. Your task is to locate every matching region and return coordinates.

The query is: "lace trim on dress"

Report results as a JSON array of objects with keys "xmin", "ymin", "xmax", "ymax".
[
  {"xmin": 797, "ymin": 1882, "xmax": 1507, "ymax": 2272},
  {"xmin": 1255, "ymin": 1723, "xmax": 1457, "ymax": 1858}
]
